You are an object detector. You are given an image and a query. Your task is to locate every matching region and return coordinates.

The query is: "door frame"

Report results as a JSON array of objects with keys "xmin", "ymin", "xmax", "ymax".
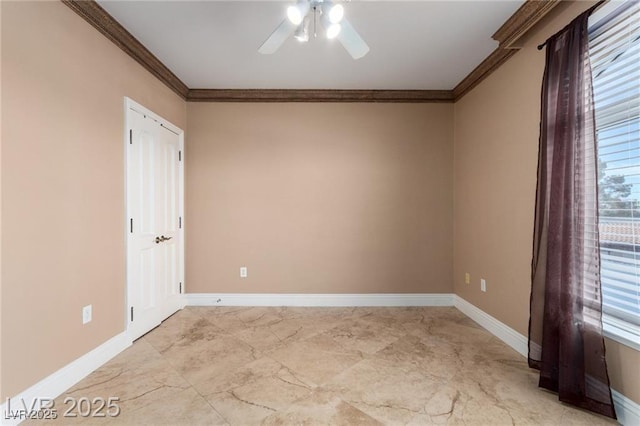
[{"xmin": 124, "ymin": 97, "xmax": 185, "ymax": 339}]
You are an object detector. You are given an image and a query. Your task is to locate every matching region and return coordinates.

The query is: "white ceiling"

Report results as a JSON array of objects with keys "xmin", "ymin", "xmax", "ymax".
[{"xmin": 96, "ymin": 1, "xmax": 524, "ymax": 90}]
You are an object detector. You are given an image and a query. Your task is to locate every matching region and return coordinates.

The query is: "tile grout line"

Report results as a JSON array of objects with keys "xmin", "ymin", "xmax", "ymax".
[{"xmin": 140, "ymin": 334, "xmax": 232, "ymax": 424}]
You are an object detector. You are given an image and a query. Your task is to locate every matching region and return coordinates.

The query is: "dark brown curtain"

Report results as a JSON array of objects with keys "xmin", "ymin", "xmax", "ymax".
[{"xmin": 529, "ymin": 6, "xmax": 616, "ymax": 419}]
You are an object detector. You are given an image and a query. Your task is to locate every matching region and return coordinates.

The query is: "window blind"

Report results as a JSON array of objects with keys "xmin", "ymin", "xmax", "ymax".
[{"xmin": 590, "ymin": 1, "xmax": 640, "ymax": 327}]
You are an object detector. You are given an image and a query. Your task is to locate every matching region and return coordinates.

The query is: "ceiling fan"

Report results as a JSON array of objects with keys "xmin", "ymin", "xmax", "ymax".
[{"xmin": 259, "ymin": 0, "xmax": 370, "ymax": 60}]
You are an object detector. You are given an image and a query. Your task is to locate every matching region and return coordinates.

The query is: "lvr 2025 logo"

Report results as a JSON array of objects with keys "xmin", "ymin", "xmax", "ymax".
[
  {"xmin": 3, "ymin": 397, "xmax": 57, "ymax": 420},
  {"xmin": 3, "ymin": 396, "xmax": 120, "ymax": 420}
]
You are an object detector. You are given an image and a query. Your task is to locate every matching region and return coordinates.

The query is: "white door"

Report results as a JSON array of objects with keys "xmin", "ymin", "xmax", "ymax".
[{"xmin": 126, "ymin": 99, "xmax": 184, "ymax": 341}]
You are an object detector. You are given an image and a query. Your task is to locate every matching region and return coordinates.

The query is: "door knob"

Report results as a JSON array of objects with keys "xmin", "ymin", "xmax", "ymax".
[{"xmin": 155, "ymin": 235, "xmax": 173, "ymax": 243}]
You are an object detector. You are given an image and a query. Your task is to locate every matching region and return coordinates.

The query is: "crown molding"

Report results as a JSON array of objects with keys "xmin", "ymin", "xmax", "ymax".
[
  {"xmin": 62, "ymin": 0, "xmax": 559, "ymax": 103},
  {"xmin": 493, "ymin": 0, "xmax": 561, "ymax": 49},
  {"xmin": 454, "ymin": 0, "xmax": 560, "ymax": 100},
  {"xmin": 187, "ymin": 89, "xmax": 454, "ymax": 103},
  {"xmin": 453, "ymin": 48, "xmax": 518, "ymax": 100},
  {"xmin": 62, "ymin": 0, "xmax": 189, "ymax": 100}
]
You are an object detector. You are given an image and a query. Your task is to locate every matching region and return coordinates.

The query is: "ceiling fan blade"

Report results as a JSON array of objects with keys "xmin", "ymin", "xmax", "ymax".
[
  {"xmin": 337, "ymin": 19, "xmax": 369, "ymax": 60},
  {"xmin": 259, "ymin": 19, "xmax": 297, "ymax": 54}
]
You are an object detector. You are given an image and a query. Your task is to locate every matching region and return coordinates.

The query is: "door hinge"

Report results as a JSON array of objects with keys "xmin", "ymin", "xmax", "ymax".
[
  {"xmin": 130, "ymin": 306, "xmax": 134, "ymax": 322},
  {"xmin": 129, "ymin": 129, "xmax": 133, "ymax": 145},
  {"xmin": 130, "ymin": 218, "xmax": 133, "ymax": 233},
  {"xmin": 179, "ymin": 217, "xmax": 182, "ymax": 229},
  {"xmin": 179, "ymin": 150, "xmax": 182, "ymax": 162},
  {"xmin": 179, "ymin": 282, "xmax": 182, "ymax": 293}
]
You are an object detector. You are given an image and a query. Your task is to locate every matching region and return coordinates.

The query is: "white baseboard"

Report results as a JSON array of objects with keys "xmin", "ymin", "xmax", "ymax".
[
  {"xmin": 613, "ymin": 389, "xmax": 640, "ymax": 426},
  {"xmin": 184, "ymin": 293, "xmax": 454, "ymax": 307},
  {"xmin": 453, "ymin": 295, "xmax": 529, "ymax": 357},
  {"xmin": 453, "ymin": 296, "xmax": 638, "ymax": 425},
  {"xmin": 1, "ymin": 332, "xmax": 131, "ymax": 425}
]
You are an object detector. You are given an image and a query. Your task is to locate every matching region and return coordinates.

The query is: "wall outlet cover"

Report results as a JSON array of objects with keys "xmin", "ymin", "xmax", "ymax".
[
  {"xmin": 82, "ymin": 305, "xmax": 92, "ymax": 324},
  {"xmin": 481, "ymin": 279, "xmax": 487, "ymax": 292}
]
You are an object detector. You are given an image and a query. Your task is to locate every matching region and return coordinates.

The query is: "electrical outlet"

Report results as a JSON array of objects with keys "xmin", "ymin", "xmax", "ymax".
[
  {"xmin": 240, "ymin": 266, "xmax": 248, "ymax": 278},
  {"xmin": 82, "ymin": 305, "xmax": 92, "ymax": 324},
  {"xmin": 481, "ymin": 279, "xmax": 487, "ymax": 292},
  {"xmin": 465, "ymin": 273, "xmax": 470, "ymax": 284}
]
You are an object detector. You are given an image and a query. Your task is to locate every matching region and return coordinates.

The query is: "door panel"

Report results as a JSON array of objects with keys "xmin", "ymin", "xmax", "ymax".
[
  {"xmin": 164, "ymin": 242, "xmax": 180, "ymax": 316},
  {"xmin": 160, "ymin": 126, "xmax": 180, "ymax": 234},
  {"xmin": 158, "ymin": 124, "xmax": 182, "ymax": 316},
  {"xmin": 137, "ymin": 123, "xmax": 156, "ymax": 235},
  {"xmin": 127, "ymin": 104, "xmax": 183, "ymax": 340},
  {"xmin": 140, "ymin": 248, "xmax": 156, "ymax": 310}
]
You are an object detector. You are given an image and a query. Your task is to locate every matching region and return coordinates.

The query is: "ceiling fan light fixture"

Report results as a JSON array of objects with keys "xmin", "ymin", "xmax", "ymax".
[
  {"xmin": 294, "ymin": 17, "xmax": 310, "ymax": 42},
  {"xmin": 324, "ymin": 3, "xmax": 344, "ymax": 24},
  {"xmin": 259, "ymin": 0, "xmax": 368, "ymax": 59},
  {"xmin": 326, "ymin": 22, "xmax": 341, "ymax": 39},
  {"xmin": 286, "ymin": 1, "xmax": 310, "ymax": 25}
]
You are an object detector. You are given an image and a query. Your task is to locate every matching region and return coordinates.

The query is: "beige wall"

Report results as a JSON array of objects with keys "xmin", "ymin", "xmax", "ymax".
[
  {"xmin": 186, "ymin": 103, "xmax": 453, "ymax": 294},
  {"xmin": 1, "ymin": 1, "xmax": 186, "ymax": 399},
  {"xmin": 453, "ymin": 0, "xmax": 639, "ymax": 404}
]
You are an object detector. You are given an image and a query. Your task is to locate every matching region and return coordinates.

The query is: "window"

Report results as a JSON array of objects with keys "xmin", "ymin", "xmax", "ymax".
[{"xmin": 589, "ymin": 1, "xmax": 640, "ymax": 348}]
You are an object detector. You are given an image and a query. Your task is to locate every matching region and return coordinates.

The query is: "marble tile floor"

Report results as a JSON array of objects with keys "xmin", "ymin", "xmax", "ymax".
[{"xmin": 30, "ymin": 307, "xmax": 616, "ymax": 425}]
